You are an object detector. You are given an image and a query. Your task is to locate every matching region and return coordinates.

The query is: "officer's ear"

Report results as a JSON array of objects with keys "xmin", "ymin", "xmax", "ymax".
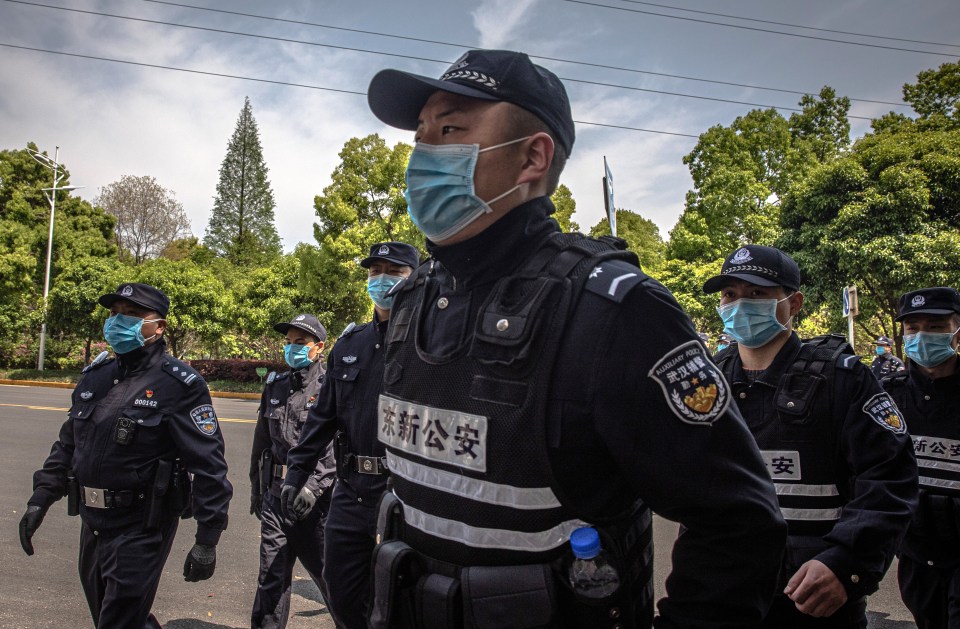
[
  {"xmin": 787, "ymin": 291, "xmax": 804, "ymax": 317},
  {"xmin": 309, "ymin": 340, "xmax": 324, "ymax": 361}
]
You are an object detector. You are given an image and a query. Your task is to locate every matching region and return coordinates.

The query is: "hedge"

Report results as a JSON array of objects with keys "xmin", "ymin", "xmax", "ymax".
[{"xmin": 189, "ymin": 359, "xmax": 287, "ymax": 383}]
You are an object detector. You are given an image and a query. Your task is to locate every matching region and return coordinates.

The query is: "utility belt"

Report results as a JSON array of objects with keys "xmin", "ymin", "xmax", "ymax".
[
  {"xmin": 335, "ymin": 432, "xmax": 389, "ymax": 478},
  {"xmin": 81, "ymin": 486, "xmax": 145, "ymax": 509},
  {"xmin": 369, "ymin": 493, "xmax": 648, "ymax": 629}
]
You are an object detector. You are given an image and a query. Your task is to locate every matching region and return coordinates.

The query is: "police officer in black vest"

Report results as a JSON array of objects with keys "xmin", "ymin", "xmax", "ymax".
[
  {"xmin": 282, "ymin": 242, "xmax": 418, "ymax": 628},
  {"xmin": 883, "ymin": 287, "xmax": 960, "ymax": 629},
  {"xmin": 360, "ymin": 49, "xmax": 788, "ymax": 628},
  {"xmin": 872, "ymin": 336, "xmax": 905, "ymax": 379},
  {"xmin": 249, "ymin": 313, "xmax": 336, "ymax": 628},
  {"xmin": 19, "ymin": 283, "xmax": 233, "ymax": 629},
  {"xmin": 704, "ymin": 245, "xmax": 918, "ymax": 628}
]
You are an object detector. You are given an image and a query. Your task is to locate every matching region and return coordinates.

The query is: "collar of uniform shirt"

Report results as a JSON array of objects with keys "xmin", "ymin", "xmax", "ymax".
[{"xmin": 117, "ymin": 336, "xmax": 166, "ymax": 375}]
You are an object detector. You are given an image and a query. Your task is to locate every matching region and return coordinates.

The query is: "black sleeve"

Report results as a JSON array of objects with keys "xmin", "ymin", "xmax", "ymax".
[
  {"xmin": 285, "ymin": 364, "xmax": 339, "ymax": 491},
  {"xmin": 29, "ymin": 416, "xmax": 75, "ymax": 508},
  {"xmin": 249, "ymin": 388, "xmax": 271, "ymax": 498}
]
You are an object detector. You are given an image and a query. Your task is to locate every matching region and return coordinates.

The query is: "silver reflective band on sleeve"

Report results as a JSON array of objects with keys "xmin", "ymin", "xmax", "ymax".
[
  {"xmin": 398, "ymin": 497, "xmax": 587, "ymax": 552},
  {"xmin": 919, "ymin": 476, "xmax": 960, "ymax": 491},
  {"xmin": 779, "ymin": 507, "xmax": 843, "ymax": 521},
  {"xmin": 774, "ymin": 483, "xmax": 839, "ymax": 497},
  {"xmin": 387, "ymin": 453, "xmax": 561, "ymax": 510},
  {"xmin": 918, "ymin": 458, "xmax": 960, "ymax": 474}
]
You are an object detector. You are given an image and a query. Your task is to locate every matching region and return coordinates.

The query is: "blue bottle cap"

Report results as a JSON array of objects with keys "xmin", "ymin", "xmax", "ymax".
[{"xmin": 569, "ymin": 527, "xmax": 601, "ymax": 559}]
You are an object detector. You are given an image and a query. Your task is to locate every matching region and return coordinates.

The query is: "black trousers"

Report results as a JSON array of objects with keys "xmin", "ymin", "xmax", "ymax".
[
  {"xmin": 252, "ymin": 490, "xmax": 329, "ymax": 629},
  {"xmin": 899, "ymin": 554, "xmax": 960, "ymax": 629},
  {"xmin": 78, "ymin": 514, "xmax": 179, "ymax": 629},
  {"xmin": 761, "ymin": 594, "xmax": 867, "ymax": 629},
  {"xmin": 323, "ymin": 481, "xmax": 380, "ymax": 629}
]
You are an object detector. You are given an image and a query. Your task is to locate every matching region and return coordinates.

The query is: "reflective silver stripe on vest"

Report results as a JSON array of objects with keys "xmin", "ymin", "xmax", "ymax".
[
  {"xmin": 387, "ymin": 453, "xmax": 561, "ymax": 510},
  {"xmin": 779, "ymin": 507, "xmax": 843, "ymax": 521},
  {"xmin": 397, "ymin": 496, "xmax": 587, "ymax": 552},
  {"xmin": 774, "ymin": 483, "xmax": 839, "ymax": 496},
  {"xmin": 919, "ymin": 476, "xmax": 960, "ymax": 491},
  {"xmin": 918, "ymin": 458, "xmax": 960, "ymax": 474}
]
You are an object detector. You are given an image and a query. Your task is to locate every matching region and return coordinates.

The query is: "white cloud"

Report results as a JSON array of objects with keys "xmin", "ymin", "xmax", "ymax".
[{"xmin": 471, "ymin": 0, "xmax": 540, "ymax": 50}]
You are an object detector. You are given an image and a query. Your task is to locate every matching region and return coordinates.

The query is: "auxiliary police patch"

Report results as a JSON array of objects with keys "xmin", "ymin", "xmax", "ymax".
[
  {"xmin": 862, "ymin": 393, "xmax": 907, "ymax": 434},
  {"xmin": 648, "ymin": 340, "xmax": 730, "ymax": 426},
  {"xmin": 189, "ymin": 404, "xmax": 218, "ymax": 435}
]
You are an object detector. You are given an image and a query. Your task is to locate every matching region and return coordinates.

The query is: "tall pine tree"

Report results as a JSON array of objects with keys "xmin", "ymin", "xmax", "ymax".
[{"xmin": 205, "ymin": 97, "xmax": 281, "ymax": 265}]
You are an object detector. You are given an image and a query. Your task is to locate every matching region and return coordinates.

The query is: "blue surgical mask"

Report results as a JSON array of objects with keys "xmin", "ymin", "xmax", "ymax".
[
  {"xmin": 284, "ymin": 343, "xmax": 314, "ymax": 370},
  {"xmin": 716, "ymin": 297, "xmax": 790, "ymax": 349},
  {"xmin": 404, "ymin": 137, "xmax": 529, "ymax": 242},
  {"xmin": 367, "ymin": 273, "xmax": 404, "ymax": 310},
  {"xmin": 875, "ymin": 346, "xmax": 886, "ymax": 356},
  {"xmin": 903, "ymin": 330, "xmax": 959, "ymax": 368},
  {"xmin": 103, "ymin": 313, "xmax": 161, "ymax": 355}
]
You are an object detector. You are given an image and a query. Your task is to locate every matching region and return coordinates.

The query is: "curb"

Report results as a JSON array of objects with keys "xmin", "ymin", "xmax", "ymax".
[{"xmin": 0, "ymin": 379, "xmax": 261, "ymax": 400}]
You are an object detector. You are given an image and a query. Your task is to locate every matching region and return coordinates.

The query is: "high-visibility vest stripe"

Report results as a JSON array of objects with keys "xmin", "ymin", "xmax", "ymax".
[
  {"xmin": 774, "ymin": 483, "xmax": 839, "ymax": 497},
  {"xmin": 779, "ymin": 507, "xmax": 843, "ymax": 521}
]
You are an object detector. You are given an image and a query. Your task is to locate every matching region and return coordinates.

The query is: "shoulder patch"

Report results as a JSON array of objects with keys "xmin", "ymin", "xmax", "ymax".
[
  {"xmin": 835, "ymin": 354, "xmax": 862, "ymax": 370},
  {"xmin": 584, "ymin": 259, "xmax": 646, "ymax": 304},
  {"xmin": 161, "ymin": 359, "xmax": 200, "ymax": 386},
  {"xmin": 648, "ymin": 340, "xmax": 730, "ymax": 426},
  {"xmin": 189, "ymin": 404, "xmax": 219, "ymax": 435},
  {"xmin": 82, "ymin": 350, "xmax": 112, "ymax": 373},
  {"xmin": 862, "ymin": 392, "xmax": 907, "ymax": 434},
  {"xmin": 339, "ymin": 322, "xmax": 357, "ymax": 339}
]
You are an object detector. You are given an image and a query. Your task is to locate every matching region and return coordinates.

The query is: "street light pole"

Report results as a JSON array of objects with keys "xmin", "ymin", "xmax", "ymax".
[{"xmin": 28, "ymin": 146, "xmax": 83, "ymax": 371}]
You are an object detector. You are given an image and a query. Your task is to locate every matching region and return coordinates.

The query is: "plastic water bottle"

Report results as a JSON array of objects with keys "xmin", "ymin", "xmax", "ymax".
[{"xmin": 567, "ymin": 526, "xmax": 620, "ymax": 598}]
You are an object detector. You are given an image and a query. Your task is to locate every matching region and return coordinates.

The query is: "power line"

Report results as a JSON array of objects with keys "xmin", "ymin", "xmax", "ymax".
[
  {"xmin": 616, "ymin": 0, "xmax": 960, "ymax": 49},
  {"xmin": 563, "ymin": 0, "xmax": 960, "ymax": 58},
  {"xmin": 0, "ymin": 43, "xmax": 702, "ymax": 138},
  {"xmin": 0, "ymin": 0, "xmax": 887, "ymax": 119},
  {"xmin": 133, "ymin": 0, "xmax": 909, "ymax": 108}
]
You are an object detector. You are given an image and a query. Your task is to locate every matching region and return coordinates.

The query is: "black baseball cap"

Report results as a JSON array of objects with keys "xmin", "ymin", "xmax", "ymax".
[
  {"xmin": 367, "ymin": 49, "xmax": 575, "ymax": 155},
  {"xmin": 360, "ymin": 242, "xmax": 420, "ymax": 269},
  {"xmin": 274, "ymin": 314, "xmax": 327, "ymax": 342},
  {"xmin": 703, "ymin": 245, "xmax": 801, "ymax": 294},
  {"xmin": 875, "ymin": 336, "xmax": 893, "ymax": 346},
  {"xmin": 896, "ymin": 287, "xmax": 960, "ymax": 321},
  {"xmin": 99, "ymin": 283, "xmax": 170, "ymax": 317}
]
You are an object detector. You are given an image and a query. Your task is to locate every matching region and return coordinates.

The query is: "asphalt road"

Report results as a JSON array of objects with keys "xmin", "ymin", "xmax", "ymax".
[{"xmin": 0, "ymin": 384, "xmax": 918, "ymax": 628}]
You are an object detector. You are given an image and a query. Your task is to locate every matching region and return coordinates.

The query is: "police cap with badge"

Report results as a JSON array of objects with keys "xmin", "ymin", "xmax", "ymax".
[
  {"xmin": 274, "ymin": 314, "xmax": 327, "ymax": 343},
  {"xmin": 895, "ymin": 287, "xmax": 960, "ymax": 321},
  {"xmin": 360, "ymin": 242, "xmax": 420, "ymax": 270},
  {"xmin": 98, "ymin": 283, "xmax": 170, "ymax": 317},
  {"xmin": 702, "ymin": 245, "xmax": 801, "ymax": 293},
  {"xmin": 875, "ymin": 336, "xmax": 893, "ymax": 347}
]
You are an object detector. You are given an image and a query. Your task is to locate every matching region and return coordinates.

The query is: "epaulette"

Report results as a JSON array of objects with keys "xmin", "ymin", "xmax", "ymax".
[
  {"xmin": 266, "ymin": 371, "xmax": 277, "ymax": 385},
  {"xmin": 339, "ymin": 322, "xmax": 359, "ymax": 339},
  {"xmin": 835, "ymin": 353, "xmax": 863, "ymax": 370},
  {"xmin": 161, "ymin": 357, "xmax": 201, "ymax": 386},
  {"xmin": 882, "ymin": 371, "xmax": 910, "ymax": 386},
  {"xmin": 583, "ymin": 258, "xmax": 647, "ymax": 304},
  {"xmin": 82, "ymin": 350, "xmax": 113, "ymax": 373}
]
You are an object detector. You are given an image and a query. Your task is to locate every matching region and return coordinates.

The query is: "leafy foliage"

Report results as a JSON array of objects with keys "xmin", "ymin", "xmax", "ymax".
[{"xmin": 589, "ymin": 209, "xmax": 665, "ymax": 272}]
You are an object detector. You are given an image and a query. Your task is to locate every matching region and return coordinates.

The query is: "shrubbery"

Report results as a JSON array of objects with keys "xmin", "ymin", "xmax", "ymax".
[{"xmin": 189, "ymin": 358, "xmax": 286, "ymax": 383}]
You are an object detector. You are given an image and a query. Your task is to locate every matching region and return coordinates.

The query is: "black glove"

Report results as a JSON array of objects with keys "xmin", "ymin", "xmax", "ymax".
[
  {"xmin": 250, "ymin": 494, "xmax": 262, "ymax": 521},
  {"xmin": 19, "ymin": 505, "xmax": 47, "ymax": 556},
  {"xmin": 280, "ymin": 485, "xmax": 298, "ymax": 521},
  {"xmin": 183, "ymin": 543, "xmax": 216, "ymax": 582},
  {"xmin": 292, "ymin": 487, "xmax": 318, "ymax": 520}
]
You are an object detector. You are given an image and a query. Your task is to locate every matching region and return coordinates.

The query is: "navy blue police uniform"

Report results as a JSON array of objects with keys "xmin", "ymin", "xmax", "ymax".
[
  {"xmin": 24, "ymin": 284, "xmax": 231, "ymax": 629},
  {"xmin": 283, "ymin": 242, "xmax": 420, "ymax": 629},
  {"xmin": 883, "ymin": 287, "xmax": 960, "ymax": 629},
  {"xmin": 249, "ymin": 316, "xmax": 336, "ymax": 629},
  {"xmin": 872, "ymin": 337, "xmax": 906, "ymax": 380}
]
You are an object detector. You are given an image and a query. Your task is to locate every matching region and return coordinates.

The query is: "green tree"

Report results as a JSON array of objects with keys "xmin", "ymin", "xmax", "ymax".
[
  {"xmin": 902, "ymin": 61, "xmax": 960, "ymax": 123},
  {"xmin": 550, "ymin": 184, "xmax": 580, "ymax": 232},
  {"xmin": 47, "ymin": 256, "xmax": 123, "ymax": 364},
  {"xmin": 205, "ymin": 97, "xmax": 281, "ymax": 266},
  {"xmin": 589, "ymin": 209, "xmax": 665, "ymax": 271},
  {"xmin": 305, "ymin": 135, "xmax": 425, "ymax": 335},
  {"xmin": 788, "ymin": 87, "xmax": 851, "ymax": 162}
]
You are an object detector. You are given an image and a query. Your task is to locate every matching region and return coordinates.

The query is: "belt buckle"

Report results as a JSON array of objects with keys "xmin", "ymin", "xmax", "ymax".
[
  {"xmin": 83, "ymin": 486, "xmax": 108, "ymax": 509},
  {"xmin": 356, "ymin": 456, "xmax": 380, "ymax": 475}
]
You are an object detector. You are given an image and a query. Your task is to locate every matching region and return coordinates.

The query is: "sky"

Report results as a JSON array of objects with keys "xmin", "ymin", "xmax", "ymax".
[{"xmin": 1, "ymin": 0, "xmax": 957, "ymax": 251}]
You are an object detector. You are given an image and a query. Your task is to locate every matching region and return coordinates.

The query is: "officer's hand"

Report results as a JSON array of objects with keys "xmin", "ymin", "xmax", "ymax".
[
  {"xmin": 784, "ymin": 559, "xmax": 848, "ymax": 617},
  {"xmin": 292, "ymin": 487, "xmax": 317, "ymax": 520},
  {"xmin": 182, "ymin": 543, "xmax": 217, "ymax": 582},
  {"xmin": 280, "ymin": 485, "xmax": 298, "ymax": 521},
  {"xmin": 250, "ymin": 494, "xmax": 262, "ymax": 521},
  {"xmin": 19, "ymin": 505, "xmax": 48, "ymax": 556}
]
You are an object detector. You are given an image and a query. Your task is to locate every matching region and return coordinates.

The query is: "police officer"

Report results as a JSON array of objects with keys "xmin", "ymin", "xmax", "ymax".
[
  {"xmin": 19, "ymin": 282, "xmax": 232, "ymax": 629},
  {"xmin": 883, "ymin": 287, "xmax": 960, "ymax": 629},
  {"xmin": 704, "ymin": 245, "xmax": 918, "ymax": 628},
  {"xmin": 282, "ymin": 241, "xmax": 418, "ymax": 629},
  {"xmin": 872, "ymin": 335, "xmax": 906, "ymax": 379},
  {"xmin": 362, "ymin": 49, "xmax": 788, "ymax": 628},
  {"xmin": 249, "ymin": 313, "xmax": 336, "ymax": 628}
]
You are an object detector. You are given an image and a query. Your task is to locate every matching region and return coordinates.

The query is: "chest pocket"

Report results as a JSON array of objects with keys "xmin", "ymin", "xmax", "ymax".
[
  {"xmin": 69, "ymin": 403, "xmax": 96, "ymax": 448},
  {"xmin": 115, "ymin": 407, "xmax": 166, "ymax": 450},
  {"xmin": 332, "ymin": 365, "xmax": 360, "ymax": 409}
]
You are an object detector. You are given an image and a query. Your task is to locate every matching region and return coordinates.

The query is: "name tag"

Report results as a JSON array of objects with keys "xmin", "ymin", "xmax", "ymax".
[
  {"xmin": 761, "ymin": 450, "xmax": 802, "ymax": 480},
  {"xmin": 378, "ymin": 394, "xmax": 488, "ymax": 472}
]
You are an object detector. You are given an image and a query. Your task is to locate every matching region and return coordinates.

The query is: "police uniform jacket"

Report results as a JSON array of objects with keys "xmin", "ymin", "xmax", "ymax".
[
  {"xmin": 249, "ymin": 359, "xmax": 335, "ymax": 501},
  {"xmin": 29, "ymin": 339, "xmax": 232, "ymax": 546},
  {"xmin": 377, "ymin": 198, "xmax": 788, "ymax": 627},
  {"xmin": 871, "ymin": 353, "xmax": 905, "ymax": 379},
  {"xmin": 285, "ymin": 316, "xmax": 389, "ymax": 504},
  {"xmin": 884, "ymin": 356, "xmax": 960, "ymax": 567},
  {"xmin": 721, "ymin": 332, "xmax": 918, "ymax": 600}
]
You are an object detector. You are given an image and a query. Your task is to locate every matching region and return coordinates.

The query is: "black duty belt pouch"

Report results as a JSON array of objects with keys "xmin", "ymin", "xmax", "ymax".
[
  {"xmin": 369, "ymin": 539, "xmax": 422, "ymax": 629},
  {"xmin": 145, "ymin": 459, "xmax": 172, "ymax": 530},
  {"xmin": 461, "ymin": 564, "xmax": 557, "ymax": 629},
  {"xmin": 415, "ymin": 573, "xmax": 462, "ymax": 629}
]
